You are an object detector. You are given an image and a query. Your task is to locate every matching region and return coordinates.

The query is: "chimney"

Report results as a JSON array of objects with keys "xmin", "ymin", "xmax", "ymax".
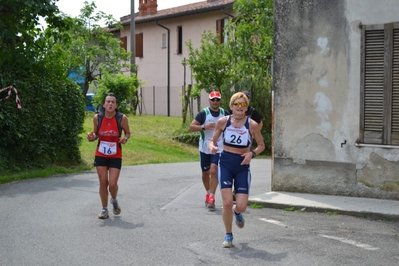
[
  {"xmin": 139, "ymin": 0, "xmax": 158, "ymax": 16},
  {"xmin": 147, "ymin": 0, "xmax": 158, "ymax": 15},
  {"xmin": 138, "ymin": 0, "xmax": 147, "ymax": 16}
]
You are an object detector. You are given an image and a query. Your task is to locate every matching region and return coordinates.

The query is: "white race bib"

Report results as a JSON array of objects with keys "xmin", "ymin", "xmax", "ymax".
[
  {"xmin": 224, "ymin": 127, "xmax": 250, "ymax": 147},
  {"xmin": 99, "ymin": 141, "xmax": 117, "ymax": 155}
]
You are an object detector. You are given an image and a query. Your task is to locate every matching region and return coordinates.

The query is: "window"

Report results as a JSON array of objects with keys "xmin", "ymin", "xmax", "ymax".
[
  {"xmin": 120, "ymin": 36, "xmax": 127, "ymax": 51},
  {"xmin": 136, "ymin": 33, "xmax": 143, "ymax": 58},
  {"xmin": 177, "ymin": 26, "xmax": 182, "ymax": 54},
  {"xmin": 216, "ymin": 19, "xmax": 225, "ymax": 43},
  {"xmin": 162, "ymin": 33, "xmax": 167, "ymax": 48},
  {"xmin": 360, "ymin": 22, "xmax": 399, "ymax": 145},
  {"xmin": 216, "ymin": 19, "xmax": 224, "ymax": 43},
  {"xmin": 216, "ymin": 18, "xmax": 229, "ymax": 44}
]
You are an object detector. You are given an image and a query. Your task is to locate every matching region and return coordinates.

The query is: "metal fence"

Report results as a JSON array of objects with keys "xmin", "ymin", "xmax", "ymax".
[{"xmin": 136, "ymin": 85, "xmax": 206, "ymax": 117}]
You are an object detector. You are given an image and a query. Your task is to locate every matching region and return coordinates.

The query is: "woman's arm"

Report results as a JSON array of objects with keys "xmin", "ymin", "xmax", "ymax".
[
  {"xmin": 250, "ymin": 120, "xmax": 265, "ymax": 157},
  {"xmin": 120, "ymin": 115, "xmax": 131, "ymax": 143},
  {"xmin": 87, "ymin": 114, "xmax": 98, "ymax": 142}
]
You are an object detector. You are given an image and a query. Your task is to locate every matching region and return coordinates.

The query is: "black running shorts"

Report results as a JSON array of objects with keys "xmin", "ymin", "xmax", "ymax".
[{"xmin": 94, "ymin": 156, "xmax": 122, "ymax": 169}]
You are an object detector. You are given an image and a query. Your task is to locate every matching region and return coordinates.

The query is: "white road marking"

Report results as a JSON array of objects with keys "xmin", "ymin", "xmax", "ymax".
[
  {"xmin": 259, "ymin": 218, "xmax": 288, "ymax": 228},
  {"xmin": 319, "ymin": 234, "xmax": 379, "ymax": 251}
]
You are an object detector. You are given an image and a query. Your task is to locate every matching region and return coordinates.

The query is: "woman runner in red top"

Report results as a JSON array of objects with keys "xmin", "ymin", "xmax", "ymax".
[{"xmin": 87, "ymin": 93, "xmax": 131, "ymax": 219}]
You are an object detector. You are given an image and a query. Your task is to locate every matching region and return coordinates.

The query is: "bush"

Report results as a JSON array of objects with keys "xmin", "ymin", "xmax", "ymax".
[
  {"xmin": 94, "ymin": 73, "xmax": 140, "ymax": 114},
  {"xmin": 0, "ymin": 62, "xmax": 85, "ymax": 172},
  {"xmin": 173, "ymin": 132, "xmax": 199, "ymax": 146}
]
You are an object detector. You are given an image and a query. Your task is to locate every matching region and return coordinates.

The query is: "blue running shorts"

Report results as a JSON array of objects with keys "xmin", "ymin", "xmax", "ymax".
[
  {"xmin": 218, "ymin": 151, "xmax": 251, "ymax": 194},
  {"xmin": 200, "ymin": 151, "xmax": 220, "ymax": 172}
]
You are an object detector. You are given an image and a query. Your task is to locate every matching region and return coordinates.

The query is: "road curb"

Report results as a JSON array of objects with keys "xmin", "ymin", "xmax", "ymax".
[{"xmin": 247, "ymin": 199, "xmax": 399, "ymax": 222}]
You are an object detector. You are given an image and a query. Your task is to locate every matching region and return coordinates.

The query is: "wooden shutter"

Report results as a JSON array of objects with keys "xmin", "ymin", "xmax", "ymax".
[
  {"xmin": 361, "ymin": 23, "xmax": 399, "ymax": 146},
  {"xmin": 392, "ymin": 28, "xmax": 399, "ymax": 144},
  {"xmin": 361, "ymin": 25, "xmax": 385, "ymax": 144},
  {"xmin": 120, "ymin": 36, "xmax": 127, "ymax": 51},
  {"xmin": 136, "ymin": 33, "xmax": 143, "ymax": 58},
  {"xmin": 216, "ymin": 19, "xmax": 224, "ymax": 44}
]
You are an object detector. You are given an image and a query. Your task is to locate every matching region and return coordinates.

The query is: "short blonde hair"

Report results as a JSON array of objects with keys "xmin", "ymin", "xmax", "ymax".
[{"xmin": 229, "ymin": 92, "xmax": 249, "ymax": 107}]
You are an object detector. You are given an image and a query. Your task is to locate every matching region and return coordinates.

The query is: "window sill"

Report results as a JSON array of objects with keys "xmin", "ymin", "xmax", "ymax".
[{"xmin": 355, "ymin": 143, "xmax": 399, "ymax": 149}]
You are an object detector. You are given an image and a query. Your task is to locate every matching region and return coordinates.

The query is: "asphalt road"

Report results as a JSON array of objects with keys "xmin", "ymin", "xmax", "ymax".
[{"xmin": 1, "ymin": 159, "xmax": 398, "ymax": 266}]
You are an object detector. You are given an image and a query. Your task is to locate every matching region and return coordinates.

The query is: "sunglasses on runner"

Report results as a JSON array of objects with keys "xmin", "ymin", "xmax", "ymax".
[
  {"xmin": 210, "ymin": 98, "xmax": 221, "ymax": 102},
  {"xmin": 233, "ymin": 101, "xmax": 248, "ymax": 107}
]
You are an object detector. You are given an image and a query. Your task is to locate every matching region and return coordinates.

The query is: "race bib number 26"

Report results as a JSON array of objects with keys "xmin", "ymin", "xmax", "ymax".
[{"xmin": 99, "ymin": 141, "xmax": 117, "ymax": 155}]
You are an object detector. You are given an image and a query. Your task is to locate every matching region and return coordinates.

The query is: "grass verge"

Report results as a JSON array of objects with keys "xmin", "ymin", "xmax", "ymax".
[
  {"xmin": 1, "ymin": 113, "xmax": 269, "ymax": 184},
  {"xmin": 0, "ymin": 114, "xmax": 198, "ymax": 184}
]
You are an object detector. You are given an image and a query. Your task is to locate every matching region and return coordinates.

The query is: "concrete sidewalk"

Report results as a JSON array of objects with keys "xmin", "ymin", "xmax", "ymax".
[{"xmin": 249, "ymin": 191, "xmax": 399, "ymax": 221}]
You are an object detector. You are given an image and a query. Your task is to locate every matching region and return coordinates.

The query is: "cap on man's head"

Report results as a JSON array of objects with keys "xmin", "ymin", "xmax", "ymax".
[
  {"xmin": 209, "ymin": 91, "xmax": 221, "ymax": 99},
  {"xmin": 242, "ymin": 91, "xmax": 252, "ymax": 99}
]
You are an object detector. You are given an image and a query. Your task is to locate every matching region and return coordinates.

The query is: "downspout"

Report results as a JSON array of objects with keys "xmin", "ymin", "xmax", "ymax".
[{"xmin": 156, "ymin": 20, "xmax": 170, "ymax": 116}]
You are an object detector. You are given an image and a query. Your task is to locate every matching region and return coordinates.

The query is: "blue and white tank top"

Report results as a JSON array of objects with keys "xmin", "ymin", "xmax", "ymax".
[{"xmin": 223, "ymin": 116, "xmax": 252, "ymax": 148}]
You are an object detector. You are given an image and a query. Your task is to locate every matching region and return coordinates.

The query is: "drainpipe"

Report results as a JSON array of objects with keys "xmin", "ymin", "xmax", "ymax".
[
  {"xmin": 130, "ymin": 0, "xmax": 135, "ymax": 69},
  {"xmin": 156, "ymin": 20, "xmax": 170, "ymax": 117}
]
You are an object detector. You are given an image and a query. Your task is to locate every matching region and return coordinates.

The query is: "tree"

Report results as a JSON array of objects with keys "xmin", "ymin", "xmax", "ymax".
[
  {"xmin": 57, "ymin": 1, "xmax": 133, "ymax": 96},
  {"xmin": 186, "ymin": 31, "xmax": 233, "ymax": 94},
  {"xmin": 185, "ymin": 0, "xmax": 273, "ymax": 101},
  {"xmin": 226, "ymin": 0, "xmax": 274, "ymax": 154},
  {"xmin": 226, "ymin": 0, "xmax": 273, "ymax": 80},
  {"xmin": 0, "ymin": 0, "xmax": 70, "ymax": 77},
  {"xmin": 185, "ymin": 30, "xmax": 233, "ymax": 120},
  {"xmin": 0, "ymin": 0, "xmax": 85, "ymax": 172},
  {"xmin": 183, "ymin": 0, "xmax": 274, "ymax": 154}
]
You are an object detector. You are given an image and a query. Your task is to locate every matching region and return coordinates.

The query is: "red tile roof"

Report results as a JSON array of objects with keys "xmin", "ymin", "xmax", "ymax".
[{"xmin": 119, "ymin": 0, "xmax": 236, "ymax": 26}]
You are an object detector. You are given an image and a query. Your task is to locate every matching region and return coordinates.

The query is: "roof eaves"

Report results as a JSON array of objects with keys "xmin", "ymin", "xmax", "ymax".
[{"xmin": 121, "ymin": 3, "xmax": 234, "ymax": 27}]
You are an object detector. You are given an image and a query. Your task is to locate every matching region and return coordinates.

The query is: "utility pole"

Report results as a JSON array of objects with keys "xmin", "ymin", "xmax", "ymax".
[{"xmin": 130, "ymin": 0, "xmax": 136, "ymax": 74}]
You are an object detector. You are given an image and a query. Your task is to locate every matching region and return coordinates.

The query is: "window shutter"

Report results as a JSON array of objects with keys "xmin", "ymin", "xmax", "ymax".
[
  {"xmin": 392, "ymin": 28, "xmax": 399, "ymax": 144},
  {"xmin": 362, "ymin": 26, "xmax": 385, "ymax": 144},
  {"xmin": 120, "ymin": 36, "xmax": 127, "ymax": 51},
  {"xmin": 216, "ymin": 19, "xmax": 224, "ymax": 44},
  {"xmin": 136, "ymin": 33, "xmax": 143, "ymax": 58}
]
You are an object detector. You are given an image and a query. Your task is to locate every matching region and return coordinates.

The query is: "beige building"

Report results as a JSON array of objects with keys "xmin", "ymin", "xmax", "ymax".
[
  {"xmin": 273, "ymin": 0, "xmax": 399, "ymax": 200},
  {"xmin": 112, "ymin": 0, "xmax": 235, "ymax": 116}
]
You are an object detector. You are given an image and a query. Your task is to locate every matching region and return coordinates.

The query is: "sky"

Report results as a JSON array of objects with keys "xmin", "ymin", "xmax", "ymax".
[{"xmin": 57, "ymin": 0, "xmax": 201, "ymax": 21}]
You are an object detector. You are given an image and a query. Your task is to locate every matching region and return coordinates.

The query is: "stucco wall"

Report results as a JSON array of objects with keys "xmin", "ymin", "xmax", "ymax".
[
  {"xmin": 119, "ymin": 9, "xmax": 233, "ymax": 116},
  {"xmin": 273, "ymin": 0, "xmax": 399, "ymax": 199}
]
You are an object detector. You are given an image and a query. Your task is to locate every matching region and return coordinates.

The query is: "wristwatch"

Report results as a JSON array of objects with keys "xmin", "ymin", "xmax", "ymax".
[
  {"xmin": 251, "ymin": 151, "xmax": 256, "ymax": 158},
  {"xmin": 201, "ymin": 124, "xmax": 205, "ymax": 130},
  {"xmin": 124, "ymin": 137, "xmax": 129, "ymax": 142}
]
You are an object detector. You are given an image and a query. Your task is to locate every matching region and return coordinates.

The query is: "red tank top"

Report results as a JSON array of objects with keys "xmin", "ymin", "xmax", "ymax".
[{"xmin": 95, "ymin": 116, "xmax": 122, "ymax": 158}]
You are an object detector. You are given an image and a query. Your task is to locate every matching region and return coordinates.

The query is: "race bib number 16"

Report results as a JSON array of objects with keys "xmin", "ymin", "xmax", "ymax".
[{"xmin": 99, "ymin": 141, "xmax": 117, "ymax": 155}]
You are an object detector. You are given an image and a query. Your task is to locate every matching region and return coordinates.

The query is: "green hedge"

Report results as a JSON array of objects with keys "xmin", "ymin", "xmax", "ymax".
[{"xmin": 0, "ymin": 64, "xmax": 85, "ymax": 172}]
